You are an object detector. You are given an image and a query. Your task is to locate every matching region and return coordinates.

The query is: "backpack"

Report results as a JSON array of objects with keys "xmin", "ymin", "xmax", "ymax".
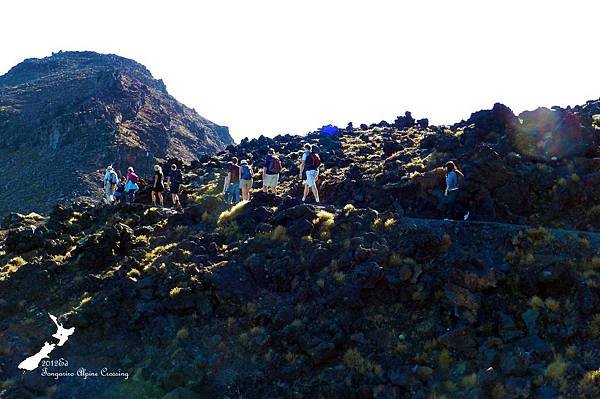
[
  {"xmin": 267, "ymin": 156, "xmax": 281, "ymax": 174},
  {"xmin": 307, "ymin": 152, "xmax": 321, "ymax": 169},
  {"xmin": 305, "ymin": 152, "xmax": 321, "ymax": 170},
  {"xmin": 129, "ymin": 173, "xmax": 139, "ymax": 184},
  {"xmin": 240, "ymin": 164, "xmax": 252, "ymax": 180},
  {"xmin": 173, "ymin": 170, "xmax": 183, "ymax": 184},
  {"xmin": 109, "ymin": 171, "xmax": 118, "ymax": 185}
]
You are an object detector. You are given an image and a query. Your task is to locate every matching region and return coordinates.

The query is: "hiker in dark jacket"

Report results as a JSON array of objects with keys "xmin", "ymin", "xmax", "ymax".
[
  {"xmin": 262, "ymin": 148, "xmax": 281, "ymax": 194},
  {"xmin": 166, "ymin": 164, "xmax": 184, "ymax": 211},
  {"xmin": 223, "ymin": 157, "xmax": 241, "ymax": 205},
  {"xmin": 444, "ymin": 161, "xmax": 469, "ymax": 221},
  {"xmin": 152, "ymin": 165, "xmax": 165, "ymax": 207},
  {"xmin": 114, "ymin": 176, "xmax": 127, "ymax": 204},
  {"xmin": 299, "ymin": 144, "xmax": 320, "ymax": 203}
]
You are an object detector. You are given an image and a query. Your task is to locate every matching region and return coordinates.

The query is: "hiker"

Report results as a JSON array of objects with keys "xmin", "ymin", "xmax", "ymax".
[
  {"xmin": 223, "ymin": 157, "xmax": 241, "ymax": 205},
  {"xmin": 299, "ymin": 143, "xmax": 320, "ymax": 203},
  {"xmin": 166, "ymin": 164, "xmax": 183, "ymax": 211},
  {"xmin": 239, "ymin": 159, "xmax": 254, "ymax": 201},
  {"xmin": 125, "ymin": 167, "xmax": 140, "ymax": 204},
  {"xmin": 152, "ymin": 165, "xmax": 165, "ymax": 207},
  {"xmin": 262, "ymin": 148, "xmax": 281, "ymax": 194},
  {"xmin": 103, "ymin": 165, "xmax": 118, "ymax": 204},
  {"xmin": 114, "ymin": 176, "xmax": 127, "ymax": 204},
  {"xmin": 444, "ymin": 161, "xmax": 469, "ymax": 221}
]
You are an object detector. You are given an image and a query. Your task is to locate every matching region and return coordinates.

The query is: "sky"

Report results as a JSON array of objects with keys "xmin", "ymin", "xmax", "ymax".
[{"xmin": 1, "ymin": 0, "xmax": 599, "ymax": 142}]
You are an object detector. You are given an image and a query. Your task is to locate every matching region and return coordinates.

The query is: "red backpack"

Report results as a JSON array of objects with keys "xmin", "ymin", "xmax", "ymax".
[
  {"xmin": 309, "ymin": 153, "xmax": 321, "ymax": 168},
  {"xmin": 268, "ymin": 156, "xmax": 282, "ymax": 174},
  {"xmin": 129, "ymin": 173, "xmax": 139, "ymax": 184}
]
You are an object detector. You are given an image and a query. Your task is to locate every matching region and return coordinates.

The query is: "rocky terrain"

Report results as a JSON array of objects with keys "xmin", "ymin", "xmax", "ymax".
[
  {"xmin": 1, "ymin": 99, "xmax": 600, "ymax": 398},
  {"xmin": 0, "ymin": 51, "xmax": 233, "ymax": 216}
]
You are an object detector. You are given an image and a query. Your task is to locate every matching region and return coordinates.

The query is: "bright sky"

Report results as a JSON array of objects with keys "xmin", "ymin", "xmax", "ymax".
[{"xmin": 1, "ymin": 1, "xmax": 599, "ymax": 142}]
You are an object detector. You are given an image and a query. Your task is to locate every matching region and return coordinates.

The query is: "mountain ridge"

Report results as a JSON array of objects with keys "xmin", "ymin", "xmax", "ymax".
[{"xmin": 0, "ymin": 51, "xmax": 233, "ymax": 216}]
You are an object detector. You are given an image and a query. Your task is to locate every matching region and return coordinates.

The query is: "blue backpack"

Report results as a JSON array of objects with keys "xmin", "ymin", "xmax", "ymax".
[{"xmin": 240, "ymin": 164, "xmax": 252, "ymax": 180}]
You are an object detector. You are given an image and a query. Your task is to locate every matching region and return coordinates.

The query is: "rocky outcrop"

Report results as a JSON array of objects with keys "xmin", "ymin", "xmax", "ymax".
[
  {"xmin": 1, "ymin": 93, "xmax": 600, "ymax": 397},
  {"xmin": 0, "ymin": 51, "xmax": 233, "ymax": 215}
]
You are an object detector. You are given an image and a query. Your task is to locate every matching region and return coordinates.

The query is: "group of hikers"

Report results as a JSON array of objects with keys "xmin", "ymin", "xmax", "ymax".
[
  {"xmin": 101, "ymin": 143, "xmax": 468, "ymax": 221},
  {"xmin": 223, "ymin": 144, "xmax": 467, "ymax": 220},
  {"xmin": 102, "ymin": 163, "xmax": 184, "ymax": 211},
  {"xmin": 223, "ymin": 143, "xmax": 322, "ymax": 205}
]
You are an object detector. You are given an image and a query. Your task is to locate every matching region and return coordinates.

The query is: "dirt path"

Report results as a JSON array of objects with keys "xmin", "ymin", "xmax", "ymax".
[{"xmin": 400, "ymin": 216, "xmax": 600, "ymax": 248}]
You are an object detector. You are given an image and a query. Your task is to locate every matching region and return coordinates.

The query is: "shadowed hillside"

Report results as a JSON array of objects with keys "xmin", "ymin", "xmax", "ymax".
[{"xmin": 1, "ymin": 99, "xmax": 600, "ymax": 398}]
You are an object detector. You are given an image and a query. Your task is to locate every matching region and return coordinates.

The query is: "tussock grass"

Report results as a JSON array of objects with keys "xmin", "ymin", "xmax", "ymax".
[
  {"xmin": 144, "ymin": 243, "xmax": 177, "ymax": 262},
  {"xmin": 217, "ymin": 201, "xmax": 248, "ymax": 225},
  {"xmin": 545, "ymin": 356, "xmax": 568, "ymax": 382}
]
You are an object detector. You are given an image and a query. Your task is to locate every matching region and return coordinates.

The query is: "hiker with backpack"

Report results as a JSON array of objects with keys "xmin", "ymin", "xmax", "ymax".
[
  {"xmin": 152, "ymin": 164, "xmax": 165, "ymax": 207},
  {"xmin": 103, "ymin": 165, "xmax": 118, "ymax": 205},
  {"xmin": 299, "ymin": 143, "xmax": 321, "ymax": 203},
  {"xmin": 262, "ymin": 148, "xmax": 281, "ymax": 194},
  {"xmin": 223, "ymin": 157, "xmax": 241, "ymax": 205},
  {"xmin": 444, "ymin": 161, "xmax": 469, "ymax": 221},
  {"xmin": 125, "ymin": 166, "xmax": 140, "ymax": 204},
  {"xmin": 114, "ymin": 176, "xmax": 127, "ymax": 204},
  {"xmin": 239, "ymin": 160, "xmax": 254, "ymax": 201},
  {"xmin": 166, "ymin": 164, "xmax": 184, "ymax": 211}
]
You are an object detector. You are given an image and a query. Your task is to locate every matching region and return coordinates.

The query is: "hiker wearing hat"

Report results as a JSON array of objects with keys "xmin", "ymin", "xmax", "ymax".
[
  {"xmin": 103, "ymin": 165, "xmax": 118, "ymax": 204},
  {"xmin": 239, "ymin": 159, "xmax": 254, "ymax": 201},
  {"xmin": 262, "ymin": 148, "xmax": 281, "ymax": 194}
]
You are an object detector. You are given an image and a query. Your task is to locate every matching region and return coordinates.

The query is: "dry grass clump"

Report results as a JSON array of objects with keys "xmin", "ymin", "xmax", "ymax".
[
  {"xmin": 388, "ymin": 252, "xmax": 403, "ymax": 267},
  {"xmin": 384, "ymin": 218, "xmax": 397, "ymax": 229},
  {"xmin": 314, "ymin": 210, "xmax": 335, "ymax": 239},
  {"xmin": 144, "ymin": 243, "xmax": 177, "ymax": 262},
  {"xmin": 343, "ymin": 204, "xmax": 356, "ymax": 215},
  {"xmin": 127, "ymin": 268, "xmax": 141, "ymax": 278},
  {"xmin": 0, "ymin": 257, "xmax": 28, "ymax": 280},
  {"xmin": 526, "ymin": 227, "xmax": 555, "ymax": 245},
  {"xmin": 217, "ymin": 201, "xmax": 248, "ymax": 225},
  {"xmin": 343, "ymin": 348, "xmax": 382, "ymax": 377},
  {"xmin": 545, "ymin": 356, "xmax": 568, "ymax": 383},
  {"xmin": 133, "ymin": 235, "xmax": 150, "ymax": 245},
  {"xmin": 580, "ymin": 368, "xmax": 600, "ymax": 392}
]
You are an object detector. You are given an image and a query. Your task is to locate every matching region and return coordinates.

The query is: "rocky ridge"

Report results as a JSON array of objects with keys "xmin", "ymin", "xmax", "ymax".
[{"xmin": 0, "ymin": 99, "xmax": 600, "ymax": 398}]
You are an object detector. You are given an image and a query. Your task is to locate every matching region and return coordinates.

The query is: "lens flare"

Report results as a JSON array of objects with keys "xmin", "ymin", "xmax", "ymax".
[{"xmin": 512, "ymin": 108, "xmax": 588, "ymax": 160}]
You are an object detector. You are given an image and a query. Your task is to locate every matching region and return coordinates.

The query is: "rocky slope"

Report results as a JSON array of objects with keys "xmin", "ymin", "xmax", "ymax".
[
  {"xmin": 1, "ymin": 100, "xmax": 600, "ymax": 398},
  {"xmin": 0, "ymin": 51, "xmax": 233, "ymax": 216}
]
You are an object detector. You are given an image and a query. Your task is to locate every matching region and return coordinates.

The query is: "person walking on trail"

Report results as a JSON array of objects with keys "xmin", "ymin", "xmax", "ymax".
[
  {"xmin": 239, "ymin": 160, "xmax": 254, "ymax": 201},
  {"xmin": 262, "ymin": 148, "xmax": 281, "ymax": 194},
  {"xmin": 125, "ymin": 166, "xmax": 140, "ymax": 204},
  {"xmin": 299, "ymin": 143, "xmax": 321, "ymax": 203},
  {"xmin": 103, "ymin": 165, "xmax": 118, "ymax": 204},
  {"xmin": 114, "ymin": 176, "xmax": 127, "ymax": 204},
  {"xmin": 152, "ymin": 165, "xmax": 165, "ymax": 207},
  {"xmin": 444, "ymin": 161, "xmax": 469, "ymax": 221},
  {"xmin": 223, "ymin": 157, "xmax": 241, "ymax": 205},
  {"xmin": 166, "ymin": 164, "xmax": 184, "ymax": 212}
]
